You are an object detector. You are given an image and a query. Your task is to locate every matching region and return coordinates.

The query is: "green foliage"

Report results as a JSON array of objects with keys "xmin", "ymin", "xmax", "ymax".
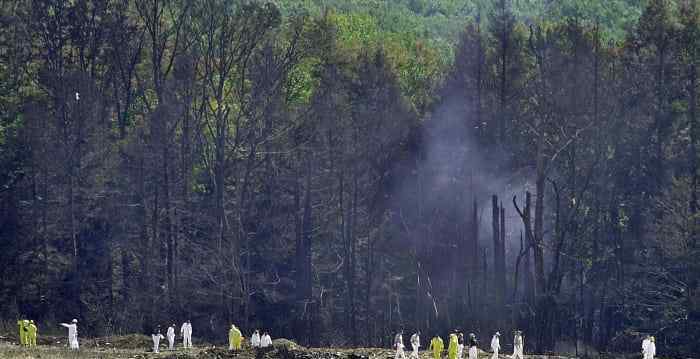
[
  {"xmin": 329, "ymin": 11, "xmax": 381, "ymax": 48},
  {"xmin": 287, "ymin": 57, "xmax": 322, "ymax": 105},
  {"xmin": 270, "ymin": 0, "xmax": 646, "ymax": 113},
  {"xmin": 273, "ymin": 0, "xmax": 646, "ymax": 42}
]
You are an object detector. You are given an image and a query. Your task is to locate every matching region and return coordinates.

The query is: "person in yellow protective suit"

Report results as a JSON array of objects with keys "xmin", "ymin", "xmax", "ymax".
[
  {"xmin": 17, "ymin": 318, "xmax": 26, "ymax": 346},
  {"xmin": 28, "ymin": 320, "xmax": 37, "ymax": 347},
  {"xmin": 22, "ymin": 320, "xmax": 30, "ymax": 347},
  {"xmin": 447, "ymin": 333, "xmax": 458, "ymax": 359},
  {"xmin": 229, "ymin": 324, "xmax": 242, "ymax": 350},
  {"xmin": 430, "ymin": 335, "xmax": 444, "ymax": 359}
]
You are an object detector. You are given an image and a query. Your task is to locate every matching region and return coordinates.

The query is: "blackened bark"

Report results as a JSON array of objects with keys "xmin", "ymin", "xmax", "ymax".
[
  {"xmin": 498, "ymin": 205, "xmax": 506, "ymax": 309},
  {"xmin": 524, "ymin": 192, "xmax": 535, "ymax": 303}
]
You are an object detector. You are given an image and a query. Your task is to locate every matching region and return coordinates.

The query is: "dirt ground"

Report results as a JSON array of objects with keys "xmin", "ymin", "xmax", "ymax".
[{"xmin": 0, "ymin": 333, "xmax": 622, "ymax": 359}]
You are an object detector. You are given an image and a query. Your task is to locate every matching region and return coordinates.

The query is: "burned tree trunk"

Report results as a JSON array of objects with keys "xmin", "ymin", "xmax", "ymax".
[
  {"xmin": 468, "ymin": 199, "xmax": 479, "ymax": 322},
  {"xmin": 295, "ymin": 160, "xmax": 314, "ymax": 345},
  {"xmin": 492, "ymin": 195, "xmax": 503, "ymax": 312},
  {"xmin": 492, "ymin": 195, "xmax": 500, "ymax": 271},
  {"xmin": 524, "ymin": 192, "xmax": 535, "ymax": 303},
  {"xmin": 498, "ymin": 204, "xmax": 507, "ymax": 314},
  {"xmin": 534, "ymin": 156, "xmax": 547, "ymax": 296}
]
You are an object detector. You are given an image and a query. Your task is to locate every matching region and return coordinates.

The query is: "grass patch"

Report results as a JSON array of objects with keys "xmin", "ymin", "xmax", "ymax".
[{"xmin": 0, "ymin": 342, "xmax": 147, "ymax": 358}]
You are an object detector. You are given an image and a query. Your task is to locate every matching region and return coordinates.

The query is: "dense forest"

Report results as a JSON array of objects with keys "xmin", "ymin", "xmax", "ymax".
[{"xmin": 1, "ymin": 0, "xmax": 699, "ymax": 356}]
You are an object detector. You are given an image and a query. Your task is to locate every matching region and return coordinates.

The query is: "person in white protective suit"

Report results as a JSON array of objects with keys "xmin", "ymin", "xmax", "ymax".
[
  {"xmin": 395, "ymin": 330, "xmax": 407, "ymax": 359},
  {"xmin": 261, "ymin": 332, "xmax": 273, "ymax": 348},
  {"xmin": 251, "ymin": 330, "xmax": 261, "ymax": 348},
  {"xmin": 642, "ymin": 335, "xmax": 656, "ymax": 359},
  {"xmin": 467, "ymin": 333, "xmax": 478, "ymax": 359},
  {"xmin": 180, "ymin": 320, "xmax": 193, "ymax": 349},
  {"xmin": 511, "ymin": 331, "xmax": 524, "ymax": 359},
  {"xmin": 457, "ymin": 332, "xmax": 464, "ymax": 359},
  {"xmin": 490, "ymin": 332, "xmax": 501, "ymax": 359},
  {"xmin": 167, "ymin": 324, "xmax": 176, "ymax": 350},
  {"xmin": 410, "ymin": 331, "xmax": 421, "ymax": 359},
  {"xmin": 152, "ymin": 326, "xmax": 165, "ymax": 353},
  {"xmin": 647, "ymin": 336, "xmax": 657, "ymax": 359},
  {"xmin": 642, "ymin": 335, "xmax": 650, "ymax": 359},
  {"xmin": 60, "ymin": 319, "xmax": 79, "ymax": 350}
]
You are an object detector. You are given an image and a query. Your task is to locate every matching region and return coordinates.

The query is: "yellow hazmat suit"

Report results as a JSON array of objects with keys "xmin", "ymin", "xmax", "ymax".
[
  {"xmin": 23, "ymin": 320, "xmax": 30, "ymax": 346},
  {"xmin": 229, "ymin": 325, "xmax": 242, "ymax": 350},
  {"xmin": 28, "ymin": 321, "xmax": 37, "ymax": 346},
  {"xmin": 18, "ymin": 320, "xmax": 26, "ymax": 346},
  {"xmin": 448, "ymin": 334, "xmax": 458, "ymax": 359},
  {"xmin": 430, "ymin": 336, "xmax": 444, "ymax": 359}
]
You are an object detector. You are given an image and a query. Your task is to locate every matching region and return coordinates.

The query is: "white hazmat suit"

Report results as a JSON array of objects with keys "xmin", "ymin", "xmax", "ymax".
[
  {"xmin": 60, "ymin": 320, "xmax": 79, "ymax": 350},
  {"xmin": 511, "ymin": 333, "xmax": 523, "ymax": 359},
  {"xmin": 410, "ymin": 333, "xmax": 420, "ymax": 359},
  {"xmin": 643, "ymin": 337, "xmax": 656, "ymax": 359},
  {"xmin": 467, "ymin": 334, "xmax": 478, "ymax": 359},
  {"xmin": 642, "ymin": 337, "xmax": 649, "ymax": 358},
  {"xmin": 167, "ymin": 325, "xmax": 175, "ymax": 350},
  {"xmin": 152, "ymin": 332, "xmax": 165, "ymax": 353},
  {"xmin": 261, "ymin": 333, "xmax": 272, "ymax": 348},
  {"xmin": 251, "ymin": 331, "xmax": 261, "ymax": 348},
  {"xmin": 181, "ymin": 321, "xmax": 193, "ymax": 348},
  {"xmin": 491, "ymin": 333, "xmax": 500, "ymax": 359},
  {"xmin": 395, "ymin": 333, "xmax": 406, "ymax": 359}
]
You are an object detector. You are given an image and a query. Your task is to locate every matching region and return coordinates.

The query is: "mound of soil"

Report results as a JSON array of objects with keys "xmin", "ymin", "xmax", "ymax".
[
  {"xmin": 273, "ymin": 338, "xmax": 304, "ymax": 351},
  {"xmin": 95, "ymin": 334, "xmax": 153, "ymax": 349}
]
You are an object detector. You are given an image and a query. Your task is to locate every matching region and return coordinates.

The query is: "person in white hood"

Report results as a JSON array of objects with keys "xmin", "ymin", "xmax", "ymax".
[
  {"xmin": 395, "ymin": 330, "xmax": 406, "ymax": 359},
  {"xmin": 467, "ymin": 333, "xmax": 478, "ymax": 359},
  {"xmin": 152, "ymin": 326, "xmax": 165, "ymax": 353},
  {"xmin": 511, "ymin": 331, "xmax": 523, "ymax": 359},
  {"xmin": 645, "ymin": 336, "xmax": 657, "ymax": 359},
  {"xmin": 167, "ymin": 324, "xmax": 176, "ymax": 350},
  {"xmin": 60, "ymin": 319, "xmax": 79, "ymax": 350},
  {"xmin": 180, "ymin": 320, "xmax": 193, "ymax": 348},
  {"xmin": 491, "ymin": 332, "xmax": 501, "ymax": 359},
  {"xmin": 410, "ymin": 332, "xmax": 421, "ymax": 359},
  {"xmin": 643, "ymin": 335, "xmax": 657, "ymax": 359},
  {"xmin": 261, "ymin": 332, "xmax": 273, "ymax": 348},
  {"xmin": 251, "ymin": 329, "xmax": 261, "ymax": 348}
]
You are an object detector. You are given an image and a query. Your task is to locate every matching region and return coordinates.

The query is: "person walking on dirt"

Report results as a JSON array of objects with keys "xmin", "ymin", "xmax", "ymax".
[
  {"xmin": 167, "ymin": 324, "xmax": 176, "ymax": 350},
  {"xmin": 457, "ymin": 332, "xmax": 464, "ymax": 359},
  {"xmin": 410, "ymin": 331, "xmax": 421, "ymax": 359},
  {"xmin": 181, "ymin": 320, "xmax": 193, "ymax": 349},
  {"xmin": 394, "ymin": 330, "xmax": 406, "ymax": 359},
  {"xmin": 642, "ymin": 335, "xmax": 652, "ymax": 359},
  {"xmin": 60, "ymin": 319, "xmax": 79, "ymax": 350},
  {"xmin": 467, "ymin": 333, "xmax": 478, "ymax": 359},
  {"xmin": 251, "ymin": 329, "xmax": 261, "ymax": 348},
  {"xmin": 17, "ymin": 317, "xmax": 30, "ymax": 347},
  {"xmin": 261, "ymin": 331, "xmax": 272, "ymax": 348},
  {"xmin": 447, "ymin": 332, "xmax": 458, "ymax": 359},
  {"xmin": 229, "ymin": 324, "xmax": 242, "ymax": 350},
  {"xmin": 28, "ymin": 320, "xmax": 37, "ymax": 347},
  {"xmin": 430, "ymin": 334, "xmax": 444, "ymax": 359},
  {"xmin": 647, "ymin": 336, "xmax": 657, "ymax": 359},
  {"xmin": 152, "ymin": 326, "xmax": 165, "ymax": 353},
  {"xmin": 490, "ymin": 332, "xmax": 500, "ymax": 359},
  {"xmin": 511, "ymin": 331, "xmax": 523, "ymax": 359}
]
